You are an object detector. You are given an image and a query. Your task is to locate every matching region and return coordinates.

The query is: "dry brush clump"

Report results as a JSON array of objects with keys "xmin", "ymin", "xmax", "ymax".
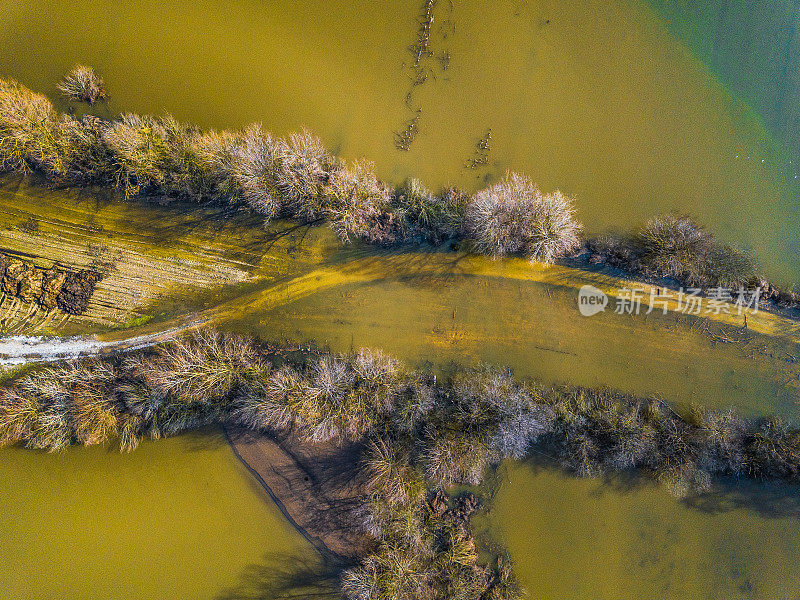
[
  {"xmin": 2, "ymin": 76, "xmax": 774, "ymax": 287},
  {"xmin": 464, "ymin": 172, "xmax": 582, "ymax": 263},
  {"xmin": 57, "ymin": 65, "xmax": 107, "ymax": 105},
  {"xmin": 588, "ymin": 214, "xmax": 758, "ymax": 290},
  {"xmin": 0, "ymin": 79, "xmax": 73, "ymax": 178},
  {"xmin": 102, "ymin": 113, "xmax": 213, "ymax": 199},
  {"xmin": 0, "ymin": 76, "xmax": 588, "ymax": 264},
  {"xmin": 3, "ymin": 331, "xmax": 798, "ymax": 494},
  {"xmin": 324, "ymin": 159, "xmax": 400, "ymax": 245},
  {"xmin": 123, "ymin": 330, "xmax": 263, "ymax": 404},
  {"xmin": 233, "ymin": 348, "xmax": 406, "ymax": 443},
  {"xmin": 227, "ymin": 123, "xmax": 286, "ymax": 218},
  {"xmin": 344, "ymin": 436, "xmax": 520, "ymax": 600},
  {"xmin": 0, "ymin": 360, "xmax": 119, "ymax": 451},
  {"xmin": 395, "ymin": 179, "xmax": 466, "ymax": 245}
]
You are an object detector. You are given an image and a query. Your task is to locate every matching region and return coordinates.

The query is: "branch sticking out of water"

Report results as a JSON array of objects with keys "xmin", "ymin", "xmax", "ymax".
[
  {"xmin": 394, "ymin": 109, "xmax": 422, "ymax": 151},
  {"xmin": 465, "ymin": 128, "xmax": 492, "ymax": 169},
  {"xmin": 411, "ymin": 0, "xmax": 438, "ymax": 67}
]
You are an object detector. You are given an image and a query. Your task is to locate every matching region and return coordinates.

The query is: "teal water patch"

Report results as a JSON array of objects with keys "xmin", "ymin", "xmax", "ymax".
[{"xmin": 648, "ymin": 0, "xmax": 800, "ymax": 157}]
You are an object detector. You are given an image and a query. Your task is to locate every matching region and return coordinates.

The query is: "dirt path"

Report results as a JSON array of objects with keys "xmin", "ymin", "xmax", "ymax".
[
  {"xmin": 0, "ymin": 320, "xmax": 204, "ymax": 366},
  {"xmin": 4, "ymin": 250, "xmax": 797, "ymax": 366}
]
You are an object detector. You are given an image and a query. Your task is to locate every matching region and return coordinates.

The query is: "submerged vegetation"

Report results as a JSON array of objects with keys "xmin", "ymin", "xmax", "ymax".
[{"xmin": 3, "ymin": 331, "xmax": 800, "ymax": 598}]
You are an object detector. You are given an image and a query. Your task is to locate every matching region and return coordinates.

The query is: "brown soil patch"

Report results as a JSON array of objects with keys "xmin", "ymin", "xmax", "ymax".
[{"xmin": 224, "ymin": 426, "xmax": 372, "ymax": 562}]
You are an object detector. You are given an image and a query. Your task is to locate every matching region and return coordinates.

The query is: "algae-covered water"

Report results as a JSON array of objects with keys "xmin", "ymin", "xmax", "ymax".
[{"xmin": 1, "ymin": 1, "xmax": 800, "ymax": 599}]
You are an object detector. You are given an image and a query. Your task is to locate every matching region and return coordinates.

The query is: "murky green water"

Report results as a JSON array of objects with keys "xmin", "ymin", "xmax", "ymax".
[
  {"xmin": 483, "ymin": 461, "xmax": 800, "ymax": 600},
  {"xmin": 0, "ymin": 430, "xmax": 317, "ymax": 600},
  {"xmin": 650, "ymin": 0, "xmax": 800, "ymax": 158},
  {"xmin": 2, "ymin": 1, "xmax": 800, "ymax": 598}
]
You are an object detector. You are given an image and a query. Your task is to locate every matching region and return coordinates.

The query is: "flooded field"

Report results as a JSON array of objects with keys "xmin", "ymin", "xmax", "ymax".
[
  {"xmin": 2, "ymin": 0, "xmax": 799, "ymax": 282},
  {"xmin": 0, "ymin": 430, "xmax": 318, "ymax": 600},
  {"xmin": 250, "ymin": 273, "xmax": 800, "ymax": 419},
  {"xmin": 1, "ymin": 1, "xmax": 799, "ymax": 599},
  {"xmin": 484, "ymin": 462, "xmax": 800, "ymax": 600}
]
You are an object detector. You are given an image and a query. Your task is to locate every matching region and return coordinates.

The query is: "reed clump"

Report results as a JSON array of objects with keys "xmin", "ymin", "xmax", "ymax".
[{"xmin": 57, "ymin": 65, "xmax": 107, "ymax": 105}]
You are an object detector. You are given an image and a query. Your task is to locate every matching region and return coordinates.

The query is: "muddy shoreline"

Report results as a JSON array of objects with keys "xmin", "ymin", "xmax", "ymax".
[{"xmin": 223, "ymin": 425, "xmax": 371, "ymax": 563}]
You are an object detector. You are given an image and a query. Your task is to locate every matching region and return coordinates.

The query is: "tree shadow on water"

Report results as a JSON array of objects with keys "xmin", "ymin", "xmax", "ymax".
[
  {"xmin": 216, "ymin": 553, "xmax": 343, "ymax": 600},
  {"xmin": 681, "ymin": 477, "xmax": 800, "ymax": 520},
  {"xmin": 518, "ymin": 454, "xmax": 800, "ymax": 521}
]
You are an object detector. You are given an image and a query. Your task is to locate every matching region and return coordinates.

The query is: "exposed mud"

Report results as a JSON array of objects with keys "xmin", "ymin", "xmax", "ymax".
[{"xmin": 225, "ymin": 426, "xmax": 372, "ymax": 562}]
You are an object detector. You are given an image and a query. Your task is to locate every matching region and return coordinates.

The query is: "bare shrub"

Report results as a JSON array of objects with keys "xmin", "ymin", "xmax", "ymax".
[
  {"xmin": 638, "ymin": 215, "xmax": 713, "ymax": 284},
  {"xmin": 123, "ymin": 330, "xmax": 261, "ymax": 404},
  {"xmin": 695, "ymin": 408, "xmax": 747, "ymax": 474},
  {"xmin": 657, "ymin": 459, "xmax": 711, "ymax": 498},
  {"xmin": 325, "ymin": 160, "xmax": 398, "ymax": 244},
  {"xmin": 342, "ymin": 542, "xmax": 431, "ymax": 600},
  {"xmin": 465, "ymin": 172, "xmax": 582, "ymax": 262},
  {"xmin": 745, "ymin": 418, "xmax": 800, "ymax": 479},
  {"xmin": 191, "ymin": 128, "xmax": 244, "ymax": 198},
  {"xmin": 705, "ymin": 243, "xmax": 757, "ymax": 289},
  {"xmin": 57, "ymin": 65, "xmax": 107, "ymax": 105},
  {"xmin": 636, "ymin": 214, "xmax": 759, "ymax": 289},
  {"xmin": 285, "ymin": 350, "xmax": 403, "ymax": 443},
  {"xmin": 277, "ymin": 129, "xmax": 337, "ymax": 218},
  {"xmin": 492, "ymin": 408, "xmax": 555, "ymax": 460},
  {"xmin": 230, "ymin": 375, "xmax": 295, "ymax": 432},
  {"xmin": 103, "ymin": 113, "xmax": 209, "ymax": 199},
  {"xmin": 586, "ymin": 233, "xmax": 641, "ymax": 271},
  {"xmin": 229, "ymin": 124, "xmax": 286, "ymax": 219},
  {"xmin": 0, "ymin": 388, "xmax": 40, "ymax": 447},
  {"xmin": 0, "ymin": 79, "xmax": 71, "ymax": 177},
  {"xmin": 102, "ymin": 114, "xmax": 169, "ymax": 197},
  {"xmin": 0, "ymin": 361, "xmax": 118, "ymax": 451},
  {"xmin": 57, "ymin": 114, "xmax": 112, "ymax": 182}
]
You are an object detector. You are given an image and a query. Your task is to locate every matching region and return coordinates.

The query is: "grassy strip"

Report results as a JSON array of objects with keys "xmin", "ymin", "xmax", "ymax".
[{"xmin": 1, "ymin": 331, "xmax": 799, "ymax": 598}]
